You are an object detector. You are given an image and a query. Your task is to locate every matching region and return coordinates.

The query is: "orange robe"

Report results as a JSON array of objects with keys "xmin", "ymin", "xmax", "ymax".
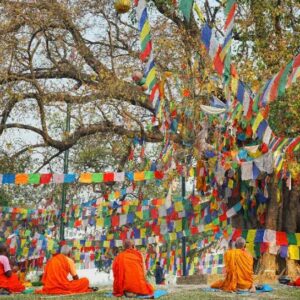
[
  {"xmin": 211, "ymin": 249, "xmax": 254, "ymax": 292},
  {"xmin": 35, "ymin": 254, "xmax": 90, "ymax": 295},
  {"xmin": 113, "ymin": 249, "xmax": 154, "ymax": 297},
  {"xmin": 0, "ymin": 262, "xmax": 25, "ymax": 293}
]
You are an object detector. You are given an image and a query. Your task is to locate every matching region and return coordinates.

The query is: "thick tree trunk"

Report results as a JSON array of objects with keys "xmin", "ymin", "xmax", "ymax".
[
  {"xmin": 258, "ymin": 176, "xmax": 278, "ymax": 279},
  {"xmin": 283, "ymin": 179, "xmax": 300, "ymax": 279}
]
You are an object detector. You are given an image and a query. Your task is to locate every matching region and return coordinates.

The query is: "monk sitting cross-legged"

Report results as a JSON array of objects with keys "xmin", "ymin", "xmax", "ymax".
[
  {"xmin": 113, "ymin": 239, "xmax": 154, "ymax": 297},
  {"xmin": 0, "ymin": 243, "xmax": 25, "ymax": 294},
  {"xmin": 36, "ymin": 245, "xmax": 91, "ymax": 295},
  {"xmin": 211, "ymin": 237, "xmax": 256, "ymax": 293}
]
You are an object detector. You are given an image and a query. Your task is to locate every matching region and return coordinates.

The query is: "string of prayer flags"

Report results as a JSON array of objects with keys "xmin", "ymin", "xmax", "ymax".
[
  {"xmin": 0, "ymin": 170, "xmax": 166, "ymax": 185},
  {"xmin": 135, "ymin": 0, "xmax": 161, "ymax": 113}
]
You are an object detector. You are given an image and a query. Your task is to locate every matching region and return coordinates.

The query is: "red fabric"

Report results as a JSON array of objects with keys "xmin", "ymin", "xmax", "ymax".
[
  {"xmin": 276, "ymin": 231, "xmax": 288, "ymax": 246},
  {"xmin": 0, "ymin": 260, "xmax": 25, "ymax": 293},
  {"xmin": 112, "ymin": 249, "xmax": 154, "ymax": 297},
  {"xmin": 293, "ymin": 277, "xmax": 300, "ymax": 286},
  {"xmin": 104, "ymin": 172, "xmax": 114, "ymax": 182},
  {"xmin": 154, "ymin": 171, "xmax": 164, "ymax": 180},
  {"xmin": 232, "ymin": 229, "xmax": 242, "ymax": 241},
  {"xmin": 40, "ymin": 174, "xmax": 52, "ymax": 184},
  {"xmin": 112, "ymin": 215, "xmax": 119, "ymax": 227},
  {"xmin": 150, "ymin": 208, "xmax": 158, "ymax": 219},
  {"xmin": 213, "ymin": 47, "xmax": 224, "ymax": 75},
  {"xmin": 35, "ymin": 254, "xmax": 90, "ymax": 295}
]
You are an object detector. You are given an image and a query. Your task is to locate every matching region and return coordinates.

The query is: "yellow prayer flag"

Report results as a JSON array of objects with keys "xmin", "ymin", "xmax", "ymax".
[
  {"xmin": 295, "ymin": 233, "xmax": 300, "ymax": 246},
  {"xmin": 103, "ymin": 241, "xmax": 110, "ymax": 248},
  {"xmin": 252, "ymin": 113, "xmax": 264, "ymax": 133},
  {"xmin": 174, "ymin": 201, "xmax": 183, "ymax": 212},
  {"xmin": 169, "ymin": 232, "xmax": 176, "ymax": 241},
  {"xmin": 246, "ymin": 243, "xmax": 255, "ymax": 257},
  {"xmin": 175, "ymin": 220, "xmax": 182, "ymax": 232},
  {"xmin": 140, "ymin": 229, "xmax": 146, "ymax": 238},
  {"xmin": 135, "ymin": 211, "xmax": 143, "ymax": 219},
  {"xmin": 231, "ymin": 77, "xmax": 239, "ymax": 95},
  {"xmin": 246, "ymin": 229, "xmax": 256, "ymax": 243},
  {"xmin": 288, "ymin": 245, "xmax": 300, "ymax": 260}
]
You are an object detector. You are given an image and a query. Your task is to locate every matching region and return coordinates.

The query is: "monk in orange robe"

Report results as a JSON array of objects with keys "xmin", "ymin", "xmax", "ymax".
[
  {"xmin": 211, "ymin": 237, "xmax": 256, "ymax": 292},
  {"xmin": 36, "ymin": 245, "xmax": 90, "ymax": 295},
  {"xmin": 0, "ymin": 243, "xmax": 25, "ymax": 294},
  {"xmin": 113, "ymin": 240, "xmax": 154, "ymax": 297}
]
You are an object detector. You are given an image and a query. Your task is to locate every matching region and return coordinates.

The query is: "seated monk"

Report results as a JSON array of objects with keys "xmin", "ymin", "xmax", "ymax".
[
  {"xmin": 0, "ymin": 243, "xmax": 25, "ymax": 294},
  {"xmin": 36, "ymin": 245, "xmax": 90, "ymax": 295},
  {"xmin": 211, "ymin": 237, "xmax": 256, "ymax": 293},
  {"xmin": 113, "ymin": 239, "xmax": 154, "ymax": 297}
]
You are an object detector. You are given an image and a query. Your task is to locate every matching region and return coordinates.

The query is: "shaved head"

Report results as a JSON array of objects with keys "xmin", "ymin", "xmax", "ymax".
[
  {"xmin": 60, "ymin": 245, "xmax": 72, "ymax": 255},
  {"xmin": 123, "ymin": 239, "xmax": 133, "ymax": 250},
  {"xmin": 235, "ymin": 237, "xmax": 246, "ymax": 249}
]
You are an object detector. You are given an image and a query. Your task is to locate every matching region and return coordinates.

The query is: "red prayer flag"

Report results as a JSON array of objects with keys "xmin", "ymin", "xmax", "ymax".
[
  {"xmin": 40, "ymin": 174, "xmax": 52, "ymax": 184},
  {"xmin": 154, "ymin": 171, "xmax": 164, "ymax": 179},
  {"xmin": 103, "ymin": 172, "xmax": 114, "ymax": 182},
  {"xmin": 232, "ymin": 228, "xmax": 242, "ymax": 241},
  {"xmin": 276, "ymin": 231, "xmax": 288, "ymax": 246}
]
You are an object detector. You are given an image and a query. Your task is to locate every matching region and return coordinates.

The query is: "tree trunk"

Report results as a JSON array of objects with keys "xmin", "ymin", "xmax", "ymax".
[
  {"xmin": 283, "ymin": 179, "xmax": 300, "ymax": 279},
  {"xmin": 258, "ymin": 175, "xmax": 278, "ymax": 279}
]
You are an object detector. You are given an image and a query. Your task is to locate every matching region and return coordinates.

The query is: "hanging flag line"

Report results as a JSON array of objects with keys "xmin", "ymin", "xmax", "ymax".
[
  {"xmin": 0, "ymin": 170, "xmax": 165, "ymax": 185},
  {"xmin": 196, "ymin": 2, "xmax": 300, "ymax": 154},
  {"xmin": 135, "ymin": 0, "xmax": 160, "ymax": 113}
]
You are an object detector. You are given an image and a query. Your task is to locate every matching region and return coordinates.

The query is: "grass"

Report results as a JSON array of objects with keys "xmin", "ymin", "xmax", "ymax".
[{"xmin": 1, "ymin": 285, "xmax": 300, "ymax": 300}]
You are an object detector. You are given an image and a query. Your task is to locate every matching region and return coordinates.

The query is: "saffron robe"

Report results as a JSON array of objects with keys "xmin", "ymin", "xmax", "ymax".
[
  {"xmin": 211, "ymin": 249, "xmax": 254, "ymax": 292},
  {"xmin": 0, "ymin": 260, "xmax": 25, "ymax": 293},
  {"xmin": 113, "ymin": 249, "xmax": 154, "ymax": 297},
  {"xmin": 35, "ymin": 254, "xmax": 90, "ymax": 295}
]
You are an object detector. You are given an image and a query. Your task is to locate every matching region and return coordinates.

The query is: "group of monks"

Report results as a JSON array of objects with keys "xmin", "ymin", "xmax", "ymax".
[
  {"xmin": 1, "ymin": 237, "xmax": 299, "ymax": 296},
  {"xmin": 0, "ymin": 240, "xmax": 155, "ymax": 297}
]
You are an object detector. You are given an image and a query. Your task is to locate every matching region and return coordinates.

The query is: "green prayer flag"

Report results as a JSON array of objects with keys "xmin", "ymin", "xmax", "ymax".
[
  {"xmin": 144, "ymin": 171, "xmax": 154, "ymax": 180},
  {"xmin": 213, "ymin": 218, "xmax": 220, "ymax": 225},
  {"xmin": 179, "ymin": 0, "xmax": 194, "ymax": 22},
  {"xmin": 143, "ymin": 210, "xmax": 150, "ymax": 220},
  {"xmin": 29, "ymin": 173, "xmax": 40, "ymax": 184},
  {"xmin": 92, "ymin": 173, "xmax": 103, "ymax": 183},
  {"xmin": 287, "ymin": 233, "xmax": 297, "ymax": 245},
  {"xmin": 278, "ymin": 61, "xmax": 293, "ymax": 98},
  {"xmin": 104, "ymin": 216, "xmax": 111, "ymax": 227},
  {"xmin": 242, "ymin": 230, "xmax": 247, "ymax": 239},
  {"xmin": 254, "ymin": 243, "xmax": 260, "ymax": 258}
]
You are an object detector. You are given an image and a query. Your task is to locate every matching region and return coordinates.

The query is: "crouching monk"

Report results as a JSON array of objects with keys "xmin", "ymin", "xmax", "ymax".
[
  {"xmin": 211, "ymin": 237, "xmax": 256, "ymax": 292},
  {"xmin": 0, "ymin": 244, "xmax": 25, "ymax": 293},
  {"xmin": 113, "ymin": 240, "xmax": 154, "ymax": 297},
  {"xmin": 36, "ymin": 245, "xmax": 90, "ymax": 295}
]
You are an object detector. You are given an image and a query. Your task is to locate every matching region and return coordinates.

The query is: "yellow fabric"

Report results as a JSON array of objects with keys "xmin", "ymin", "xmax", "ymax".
[
  {"xmin": 288, "ymin": 245, "xmax": 300, "ymax": 260},
  {"xmin": 246, "ymin": 230, "xmax": 256, "ymax": 243},
  {"xmin": 211, "ymin": 249, "xmax": 254, "ymax": 292},
  {"xmin": 295, "ymin": 233, "xmax": 300, "ymax": 246}
]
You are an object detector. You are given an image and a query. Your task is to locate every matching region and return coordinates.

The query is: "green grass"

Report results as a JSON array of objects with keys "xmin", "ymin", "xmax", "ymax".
[{"xmin": 1, "ymin": 285, "xmax": 300, "ymax": 300}]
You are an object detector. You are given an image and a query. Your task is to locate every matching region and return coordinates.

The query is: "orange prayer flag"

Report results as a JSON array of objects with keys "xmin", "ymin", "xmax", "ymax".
[
  {"xmin": 15, "ymin": 173, "xmax": 29, "ymax": 185},
  {"xmin": 79, "ymin": 173, "xmax": 92, "ymax": 183},
  {"xmin": 134, "ymin": 171, "xmax": 145, "ymax": 181}
]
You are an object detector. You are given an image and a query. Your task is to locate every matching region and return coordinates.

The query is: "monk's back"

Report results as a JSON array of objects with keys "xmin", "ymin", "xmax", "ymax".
[
  {"xmin": 113, "ymin": 248, "xmax": 154, "ymax": 296},
  {"xmin": 121, "ymin": 250, "xmax": 147, "ymax": 293}
]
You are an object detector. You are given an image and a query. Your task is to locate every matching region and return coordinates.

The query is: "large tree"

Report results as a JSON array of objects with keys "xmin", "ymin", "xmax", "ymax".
[{"xmin": 0, "ymin": 0, "xmax": 300, "ymax": 275}]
